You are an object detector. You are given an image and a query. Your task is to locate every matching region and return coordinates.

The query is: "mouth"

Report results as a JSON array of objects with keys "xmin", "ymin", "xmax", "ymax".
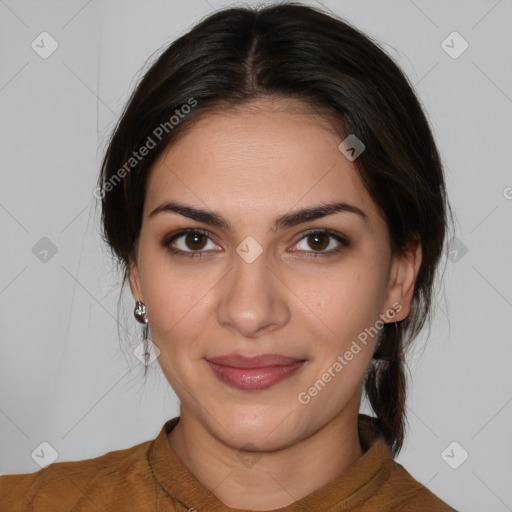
[{"xmin": 206, "ymin": 353, "xmax": 307, "ymax": 391}]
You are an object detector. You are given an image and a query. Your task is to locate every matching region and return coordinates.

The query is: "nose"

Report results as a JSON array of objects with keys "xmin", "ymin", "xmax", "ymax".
[{"xmin": 216, "ymin": 250, "xmax": 291, "ymax": 338}]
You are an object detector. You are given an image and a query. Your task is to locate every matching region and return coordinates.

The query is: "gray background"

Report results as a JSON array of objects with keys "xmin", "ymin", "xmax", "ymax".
[{"xmin": 1, "ymin": 0, "xmax": 511, "ymax": 510}]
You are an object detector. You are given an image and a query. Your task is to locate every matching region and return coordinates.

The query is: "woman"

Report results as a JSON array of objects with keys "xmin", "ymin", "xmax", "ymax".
[{"xmin": 0, "ymin": 3, "xmax": 459, "ymax": 510}]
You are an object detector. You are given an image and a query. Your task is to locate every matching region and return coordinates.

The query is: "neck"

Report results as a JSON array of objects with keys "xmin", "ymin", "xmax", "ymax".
[{"xmin": 167, "ymin": 407, "xmax": 364, "ymax": 510}]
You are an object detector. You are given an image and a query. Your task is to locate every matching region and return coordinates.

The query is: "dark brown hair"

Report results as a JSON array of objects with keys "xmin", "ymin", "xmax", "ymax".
[{"xmin": 97, "ymin": 2, "xmax": 454, "ymax": 457}]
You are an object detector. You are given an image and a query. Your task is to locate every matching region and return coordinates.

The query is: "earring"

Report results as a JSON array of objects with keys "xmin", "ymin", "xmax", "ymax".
[
  {"xmin": 134, "ymin": 300, "xmax": 151, "ymax": 367},
  {"xmin": 134, "ymin": 300, "xmax": 148, "ymax": 324}
]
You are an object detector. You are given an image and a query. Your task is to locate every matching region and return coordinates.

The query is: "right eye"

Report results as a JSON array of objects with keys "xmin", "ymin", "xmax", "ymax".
[{"xmin": 164, "ymin": 229, "xmax": 221, "ymax": 258}]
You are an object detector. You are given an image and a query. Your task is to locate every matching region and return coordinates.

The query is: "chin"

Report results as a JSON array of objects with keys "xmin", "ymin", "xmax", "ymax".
[{"xmin": 207, "ymin": 406, "xmax": 306, "ymax": 452}]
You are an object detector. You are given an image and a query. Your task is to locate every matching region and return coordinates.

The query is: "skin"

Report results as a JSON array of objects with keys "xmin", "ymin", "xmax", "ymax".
[{"xmin": 129, "ymin": 97, "xmax": 422, "ymax": 510}]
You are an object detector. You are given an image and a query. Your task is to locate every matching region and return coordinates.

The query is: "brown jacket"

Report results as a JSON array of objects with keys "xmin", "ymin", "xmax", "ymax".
[{"xmin": 0, "ymin": 415, "xmax": 458, "ymax": 511}]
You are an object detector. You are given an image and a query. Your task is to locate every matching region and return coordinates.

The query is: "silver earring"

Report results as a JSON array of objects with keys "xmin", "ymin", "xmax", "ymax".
[
  {"xmin": 134, "ymin": 300, "xmax": 148, "ymax": 324},
  {"xmin": 134, "ymin": 300, "xmax": 151, "ymax": 369}
]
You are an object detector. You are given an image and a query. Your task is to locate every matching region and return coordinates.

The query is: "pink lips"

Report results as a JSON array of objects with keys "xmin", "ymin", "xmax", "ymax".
[{"xmin": 206, "ymin": 353, "xmax": 306, "ymax": 391}]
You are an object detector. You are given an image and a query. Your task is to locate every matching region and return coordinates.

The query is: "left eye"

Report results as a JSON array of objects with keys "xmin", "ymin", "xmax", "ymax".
[{"xmin": 292, "ymin": 230, "xmax": 349, "ymax": 255}]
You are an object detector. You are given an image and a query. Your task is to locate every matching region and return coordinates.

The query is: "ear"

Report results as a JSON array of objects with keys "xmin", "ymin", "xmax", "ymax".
[
  {"xmin": 128, "ymin": 255, "xmax": 143, "ymax": 302},
  {"xmin": 382, "ymin": 236, "xmax": 422, "ymax": 322}
]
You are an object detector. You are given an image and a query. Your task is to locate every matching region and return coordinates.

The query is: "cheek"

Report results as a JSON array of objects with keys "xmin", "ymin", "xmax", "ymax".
[
  {"xmin": 146, "ymin": 283, "xmax": 205, "ymax": 353},
  {"xmin": 308, "ymin": 266, "xmax": 385, "ymax": 336},
  {"xmin": 139, "ymin": 238, "xmax": 199, "ymax": 315},
  {"xmin": 139, "ymin": 257, "xmax": 215, "ymax": 360}
]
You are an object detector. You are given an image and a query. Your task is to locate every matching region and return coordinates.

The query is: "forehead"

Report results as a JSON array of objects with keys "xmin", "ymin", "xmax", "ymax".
[{"xmin": 144, "ymin": 98, "xmax": 381, "ymax": 227}]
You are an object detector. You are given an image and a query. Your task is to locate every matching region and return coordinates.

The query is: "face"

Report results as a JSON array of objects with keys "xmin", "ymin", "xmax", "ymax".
[{"xmin": 129, "ymin": 97, "xmax": 420, "ymax": 451}]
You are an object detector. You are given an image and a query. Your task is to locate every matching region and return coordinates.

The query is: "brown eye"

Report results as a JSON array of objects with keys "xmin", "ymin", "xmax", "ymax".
[
  {"xmin": 307, "ymin": 233, "xmax": 329, "ymax": 251},
  {"xmin": 293, "ymin": 229, "xmax": 349, "ymax": 256},
  {"xmin": 164, "ymin": 229, "xmax": 219, "ymax": 257},
  {"xmin": 184, "ymin": 232, "xmax": 207, "ymax": 250}
]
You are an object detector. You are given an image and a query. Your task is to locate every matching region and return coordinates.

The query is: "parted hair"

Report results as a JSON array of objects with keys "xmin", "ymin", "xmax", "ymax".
[{"xmin": 98, "ymin": 2, "xmax": 454, "ymax": 457}]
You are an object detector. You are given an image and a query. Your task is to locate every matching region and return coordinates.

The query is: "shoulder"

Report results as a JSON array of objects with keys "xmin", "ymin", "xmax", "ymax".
[
  {"xmin": 0, "ymin": 436, "xmax": 173, "ymax": 511},
  {"xmin": 356, "ymin": 420, "xmax": 458, "ymax": 511},
  {"xmin": 379, "ymin": 459, "xmax": 459, "ymax": 511}
]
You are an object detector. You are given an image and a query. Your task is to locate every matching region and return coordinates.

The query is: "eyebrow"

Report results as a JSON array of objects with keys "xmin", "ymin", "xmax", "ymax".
[{"xmin": 148, "ymin": 200, "xmax": 369, "ymax": 231}]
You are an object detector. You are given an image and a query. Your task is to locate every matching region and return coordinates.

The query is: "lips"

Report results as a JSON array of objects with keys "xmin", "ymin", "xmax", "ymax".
[
  {"xmin": 207, "ymin": 353, "xmax": 304, "ymax": 368},
  {"xmin": 206, "ymin": 353, "xmax": 306, "ymax": 391}
]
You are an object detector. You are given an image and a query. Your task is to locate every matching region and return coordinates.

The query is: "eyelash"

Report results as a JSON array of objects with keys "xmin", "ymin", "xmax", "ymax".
[{"xmin": 163, "ymin": 228, "xmax": 350, "ymax": 259}]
